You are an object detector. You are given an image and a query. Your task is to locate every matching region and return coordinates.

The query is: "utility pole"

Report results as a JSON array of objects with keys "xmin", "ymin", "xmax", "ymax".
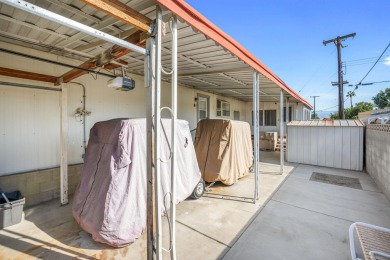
[
  {"xmin": 323, "ymin": 33, "xmax": 356, "ymax": 119},
  {"xmin": 310, "ymin": 95, "xmax": 319, "ymax": 119}
]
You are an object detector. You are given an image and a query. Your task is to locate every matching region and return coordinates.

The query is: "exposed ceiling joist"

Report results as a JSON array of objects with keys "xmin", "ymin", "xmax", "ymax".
[
  {"xmin": 178, "ymin": 64, "xmax": 250, "ymax": 77},
  {"xmin": 56, "ymin": 30, "xmax": 144, "ymax": 84},
  {"xmin": 79, "ymin": 0, "xmax": 152, "ymax": 32},
  {"xmin": 54, "ymin": 0, "xmax": 154, "ymax": 47},
  {"xmin": 0, "ymin": 13, "xmax": 68, "ymax": 39},
  {"xmin": 187, "ymin": 76, "xmax": 219, "ymax": 87},
  {"xmin": 224, "ymin": 94, "xmax": 291, "ymax": 98},
  {"xmin": 162, "ymin": 46, "xmax": 207, "ymax": 68},
  {"xmin": 0, "ymin": 67, "xmax": 57, "ymax": 83}
]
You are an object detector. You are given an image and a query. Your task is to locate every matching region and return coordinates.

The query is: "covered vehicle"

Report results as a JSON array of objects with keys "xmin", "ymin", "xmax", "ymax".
[
  {"xmin": 194, "ymin": 119, "xmax": 253, "ymax": 185},
  {"xmin": 72, "ymin": 118, "xmax": 201, "ymax": 247}
]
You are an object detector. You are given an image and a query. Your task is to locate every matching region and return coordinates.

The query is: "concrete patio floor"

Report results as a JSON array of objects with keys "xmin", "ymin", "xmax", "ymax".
[
  {"xmin": 223, "ymin": 164, "xmax": 390, "ymax": 260},
  {"xmin": 1, "ymin": 152, "xmax": 389, "ymax": 259}
]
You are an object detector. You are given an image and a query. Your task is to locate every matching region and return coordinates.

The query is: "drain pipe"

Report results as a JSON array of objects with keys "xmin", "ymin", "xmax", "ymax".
[{"xmin": 69, "ymin": 82, "xmax": 87, "ymax": 152}]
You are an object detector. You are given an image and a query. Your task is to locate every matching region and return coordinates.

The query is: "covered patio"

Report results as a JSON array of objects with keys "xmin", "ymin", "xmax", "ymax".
[{"xmin": 0, "ymin": 0, "xmax": 320, "ymax": 259}]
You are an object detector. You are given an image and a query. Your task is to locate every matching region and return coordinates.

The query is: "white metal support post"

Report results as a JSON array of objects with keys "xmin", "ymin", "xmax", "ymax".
[
  {"xmin": 169, "ymin": 14, "xmax": 178, "ymax": 260},
  {"xmin": 60, "ymin": 84, "xmax": 68, "ymax": 205},
  {"xmin": 286, "ymin": 97, "xmax": 289, "ymax": 124},
  {"xmin": 146, "ymin": 37, "xmax": 156, "ymax": 260},
  {"xmin": 286, "ymin": 97, "xmax": 289, "ymax": 162},
  {"xmin": 280, "ymin": 90, "xmax": 284, "ymax": 174},
  {"xmin": 253, "ymin": 71, "xmax": 259, "ymax": 203},
  {"xmin": 154, "ymin": 5, "xmax": 163, "ymax": 259}
]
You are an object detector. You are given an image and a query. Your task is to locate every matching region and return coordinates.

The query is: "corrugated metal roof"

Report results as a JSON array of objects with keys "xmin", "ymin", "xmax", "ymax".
[
  {"xmin": 0, "ymin": 0, "xmax": 312, "ymax": 106},
  {"xmin": 158, "ymin": 0, "xmax": 313, "ymax": 109},
  {"xmin": 288, "ymin": 120, "xmax": 364, "ymax": 127}
]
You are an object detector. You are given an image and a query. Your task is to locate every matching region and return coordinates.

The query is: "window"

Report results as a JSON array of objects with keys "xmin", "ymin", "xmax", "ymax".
[
  {"xmin": 217, "ymin": 99, "xmax": 230, "ymax": 117},
  {"xmin": 283, "ymin": 106, "xmax": 292, "ymax": 122},
  {"xmin": 252, "ymin": 110, "xmax": 276, "ymax": 126},
  {"xmin": 252, "ymin": 110, "xmax": 264, "ymax": 126},
  {"xmin": 197, "ymin": 95, "xmax": 209, "ymax": 121},
  {"xmin": 264, "ymin": 110, "xmax": 277, "ymax": 126},
  {"xmin": 303, "ymin": 109, "xmax": 311, "ymax": 120}
]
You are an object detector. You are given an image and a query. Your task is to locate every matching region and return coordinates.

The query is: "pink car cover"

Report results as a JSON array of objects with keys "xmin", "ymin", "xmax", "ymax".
[{"xmin": 72, "ymin": 118, "xmax": 201, "ymax": 247}]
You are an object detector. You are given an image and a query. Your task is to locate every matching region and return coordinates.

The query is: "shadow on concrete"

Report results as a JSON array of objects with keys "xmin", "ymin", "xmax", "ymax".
[
  {"xmin": 0, "ymin": 229, "xmax": 97, "ymax": 259},
  {"xmin": 0, "ymin": 197, "xmax": 127, "ymax": 259}
]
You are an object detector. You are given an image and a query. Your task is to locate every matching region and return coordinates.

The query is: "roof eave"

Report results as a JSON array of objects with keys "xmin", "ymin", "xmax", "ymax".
[{"xmin": 157, "ymin": 0, "xmax": 313, "ymax": 110}]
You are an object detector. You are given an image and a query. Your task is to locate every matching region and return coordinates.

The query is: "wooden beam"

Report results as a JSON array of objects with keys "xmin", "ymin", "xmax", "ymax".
[
  {"xmin": 0, "ymin": 67, "xmax": 57, "ymax": 83},
  {"xmin": 104, "ymin": 59, "xmax": 128, "ymax": 70},
  {"xmin": 80, "ymin": 0, "xmax": 152, "ymax": 32},
  {"xmin": 57, "ymin": 30, "xmax": 144, "ymax": 84}
]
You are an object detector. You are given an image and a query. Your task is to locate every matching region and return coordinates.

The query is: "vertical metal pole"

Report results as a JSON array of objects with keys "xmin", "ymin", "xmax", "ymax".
[
  {"xmin": 253, "ymin": 71, "xmax": 259, "ymax": 203},
  {"xmin": 170, "ymin": 14, "xmax": 178, "ymax": 260},
  {"xmin": 286, "ymin": 97, "xmax": 289, "ymax": 163},
  {"xmin": 60, "ymin": 83, "xmax": 68, "ymax": 205},
  {"xmin": 146, "ymin": 37, "xmax": 156, "ymax": 260},
  {"xmin": 286, "ymin": 97, "xmax": 289, "ymax": 123},
  {"xmin": 256, "ymin": 73, "xmax": 258, "ymax": 199},
  {"xmin": 280, "ymin": 90, "xmax": 284, "ymax": 174},
  {"xmin": 336, "ymin": 38, "xmax": 344, "ymax": 119},
  {"xmin": 155, "ymin": 5, "xmax": 163, "ymax": 260},
  {"xmin": 313, "ymin": 97, "xmax": 316, "ymax": 119}
]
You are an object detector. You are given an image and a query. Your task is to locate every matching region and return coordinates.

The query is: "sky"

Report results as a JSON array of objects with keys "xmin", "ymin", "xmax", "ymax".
[{"xmin": 186, "ymin": 0, "xmax": 390, "ymax": 117}]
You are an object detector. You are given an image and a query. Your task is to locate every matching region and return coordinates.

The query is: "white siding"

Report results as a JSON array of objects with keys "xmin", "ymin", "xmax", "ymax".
[
  {"xmin": 287, "ymin": 123, "xmax": 364, "ymax": 171},
  {"xmin": 333, "ymin": 127, "xmax": 343, "ymax": 169},
  {"xmin": 0, "ymin": 42, "xmax": 248, "ymax": 175}
]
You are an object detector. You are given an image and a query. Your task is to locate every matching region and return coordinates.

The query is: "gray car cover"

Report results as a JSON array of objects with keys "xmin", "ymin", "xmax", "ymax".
[{"xmin": 72, "ymin": 118, "xmax": 201, "ymax": 247}]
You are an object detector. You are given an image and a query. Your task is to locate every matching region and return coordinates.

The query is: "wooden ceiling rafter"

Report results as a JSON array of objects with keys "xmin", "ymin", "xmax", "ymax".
[
  {"xmin": 79, "ymin": 0, "xmax": 152, "ymax": 33},
  {"xmin": 56, "ymin": 0, "xmax": 153, "ymax": 84},
  {"xmin": 56, "ymin": 30, "xmax": 145, "ymax": 85},
  {"xmin": 0, "ymin": 67, "xmax": 57, "ymax": 83}
]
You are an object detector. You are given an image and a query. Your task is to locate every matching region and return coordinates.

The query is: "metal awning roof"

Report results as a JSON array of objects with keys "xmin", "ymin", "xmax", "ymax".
[{"xmin": 0, "ymin": 0, "xmax": 312, "ymax": 107}]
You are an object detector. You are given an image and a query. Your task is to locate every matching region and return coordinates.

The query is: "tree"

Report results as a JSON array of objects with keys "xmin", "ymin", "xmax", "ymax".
[
  {"xmin": 329, "ymin": 101, "xmax": 374, "ymax": 119},
  {"xmin": 372, "ymin": 88, "xmax": 390, "ymax": 109},
  {"xmin": 346, "ymin": 91, "xmax": 356, "ymax": 109},
  {"xmin": 311, "ymin": 113, "xmax": 320, "ymax": 119}
]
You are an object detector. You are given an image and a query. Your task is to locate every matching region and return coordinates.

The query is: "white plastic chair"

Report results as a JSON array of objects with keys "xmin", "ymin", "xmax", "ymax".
[{"xmin": 349, "ymin": 222, "xmax": 390, "ymax": 260}]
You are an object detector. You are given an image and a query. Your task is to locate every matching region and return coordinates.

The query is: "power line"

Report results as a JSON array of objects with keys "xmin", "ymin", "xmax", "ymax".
[
  {"xmin": 345, "ymin": 56, "xmax": 380, "ymax": 62},
  {"xmin": 316, "ymin": 104, "xmax": 338, "ymax": 112},
  {"xmin": 345, "ymin": 56, "xmax": 388, "ymax": 64},
  {"xmin": 298, "ymin": 48, "xmax": 336, "ymax": 93},
  {"xmin": 317, "ymin": 96, "xmax": 350, "ymax": 112},
  {"xmin": 356, "ymin": 43, "xmax": 390, "ymax": 87}
]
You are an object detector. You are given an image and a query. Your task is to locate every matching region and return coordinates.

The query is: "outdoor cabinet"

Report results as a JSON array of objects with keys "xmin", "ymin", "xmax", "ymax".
[{"xmin": 287, "ymin": 120, "xmax": 364, "ymax": 171}]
